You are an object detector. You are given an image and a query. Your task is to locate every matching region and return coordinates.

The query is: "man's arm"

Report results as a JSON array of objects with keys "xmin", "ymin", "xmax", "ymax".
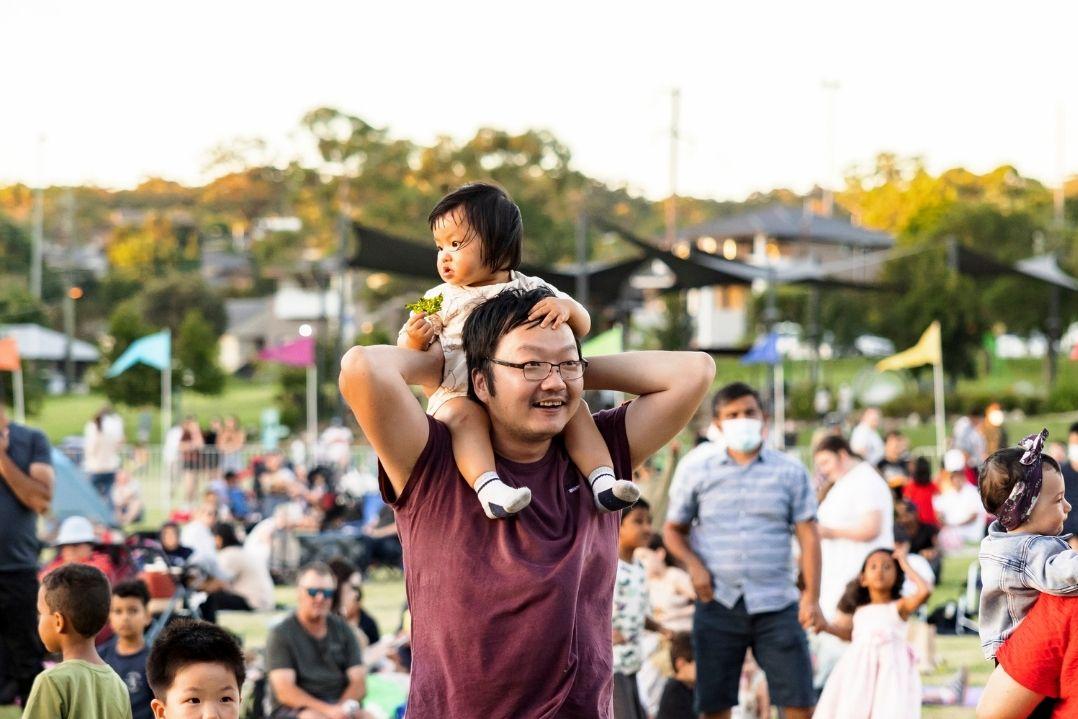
[
  {"xmin": 794, "ymin": 520, "xmax": 825, "ymax": 631},
  {"xmin": 337, "ymin": 664, "xmax": 366, "ymax": 704},
  {"xmin": 819, "ymin": 510, "xmax": 882, "ymax": 542},
  {"xmin": 268, "ymin": 668, "xmax": 347, "ymax": 719},
  {"xmin": 583, "ymin": 351, "xmax": 714, "ymax": 469},
  {"xmin": 339, "ymin": 345, "xmax": 443, "ymax": 499},
  {"xmin": 663, "ymin": 520, "xmax": 714, "ymax": 603},
  {"xmin": 0, "ymin": 430, "xmax": 53, "ymax": 514}
]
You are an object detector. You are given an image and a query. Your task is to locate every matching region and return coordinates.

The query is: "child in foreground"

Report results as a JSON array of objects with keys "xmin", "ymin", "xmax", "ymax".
[
  {"xmin": 398, "ymin": 182, "xmax": 639, "ymax": 519},
  {"xmin": 816, "ymin": 547, "xmax": 932, "ymax": 719},
  {"xmin": 100, "ymin": 579, "xmax": 155, "ymax": 719},
  {"xmin": 146, "ymin": 618, "xmax": 245, "ymax": 719},
  {"xmin": 977, "ymin": 429, "xmax": 1078, "ymax": 660},
  {"xmin": 655, "ymin": 632, "xmax": 696, "ymax": 719},
  {"xmin": 24, "ymin": 563, "xmax": 132, "ymax": 719}
]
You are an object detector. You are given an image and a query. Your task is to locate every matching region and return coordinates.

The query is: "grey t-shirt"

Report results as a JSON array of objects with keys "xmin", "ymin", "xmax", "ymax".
[
  {"xmin": 0, "ymin": 423, "xmax": 51, "ymax": 571},
  {"xmin": 266, "ymin": 613, "xmax": 361, "ymax": 712}
]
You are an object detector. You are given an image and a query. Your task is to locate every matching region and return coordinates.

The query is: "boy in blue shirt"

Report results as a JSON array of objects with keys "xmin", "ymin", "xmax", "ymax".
[{"xmin": 100, "ymin": 580, "xmax": 154, "ymax": 719}]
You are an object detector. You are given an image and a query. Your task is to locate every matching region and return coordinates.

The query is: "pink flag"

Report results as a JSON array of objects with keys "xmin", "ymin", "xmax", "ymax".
[{"xmin": 258, "ymin": 337, "xmax": 315, "ymax": 367}]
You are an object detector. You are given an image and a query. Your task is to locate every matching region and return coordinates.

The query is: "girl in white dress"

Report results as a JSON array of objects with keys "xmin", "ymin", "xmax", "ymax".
[
  {"xmin": 816, "ymin": 547, "xmax": 932, "ymax": 719},
  {"xmin": 397, "ymin": 183, "xmax": 639, "ymax": 519}
]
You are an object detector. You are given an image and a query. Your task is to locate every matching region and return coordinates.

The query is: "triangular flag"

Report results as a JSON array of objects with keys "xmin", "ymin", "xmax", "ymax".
[
  {"xmin": 741, "ymin": 333, "xmax": 781, "ymax": 366},
  {"xmin": 106, "ymin": 330, "xmax": 171, "ymax": 377},
  {"xmin": 876, "ymin": 321, "xmax": 942, "ymax": 372},
  {"xmin": 0, "ymin": 337, "xmax": 19, "ymax": 372},
  {"xmin": 258, "ymin": 337, "xmax": 315, "ymax": 368}
]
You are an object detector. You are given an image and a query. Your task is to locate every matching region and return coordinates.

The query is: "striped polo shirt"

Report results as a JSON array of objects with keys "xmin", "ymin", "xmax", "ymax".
[{"xmin": 666, "ymin": 441, "xmax": 817, "ymax": 614}]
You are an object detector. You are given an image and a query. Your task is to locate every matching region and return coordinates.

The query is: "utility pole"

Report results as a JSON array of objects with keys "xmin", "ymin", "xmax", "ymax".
[
  {"xmin": 665, "ymin": 88, "xmax": 680, "ymax": 249},
  {"xmin": 821, "ymin": 80, "xmax": 840, "ymax": 218},
  {"xmin": 30, "ymin": 135, "xmax": 45, "ymax": 299},
  {"xmin": 1055, "ymin": 104, "xmax": 1066, "ymax": 237}
]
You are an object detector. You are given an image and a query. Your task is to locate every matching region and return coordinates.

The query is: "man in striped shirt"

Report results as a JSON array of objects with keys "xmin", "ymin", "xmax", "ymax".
[{"xmin": 664, "ymin": 382, "xmax": 823, "ymax": 719}]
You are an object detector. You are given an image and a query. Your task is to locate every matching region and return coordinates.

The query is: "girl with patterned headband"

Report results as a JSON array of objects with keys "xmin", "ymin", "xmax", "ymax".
[{"xmin": 976, "ymin": 429, "xmax": 1076, "ymax": 663}]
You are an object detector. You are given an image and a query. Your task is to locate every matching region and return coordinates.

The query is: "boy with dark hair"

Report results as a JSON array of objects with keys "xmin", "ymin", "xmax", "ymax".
[
  {"xmin": 398, "ymin": 182, "xmax": 639, "ymax": 519},
  {"xmin": 146, "ymin": 618, "xmax": 245, "ymax": 718},
  {"xmin": 613, "ymin": 498, "xmax": 670, "ymax": 719},
  {"xmin": 101, "ymin": 579, "xmax": 154, "ymax": 719},
  {"xmin": 24, "ymin": 563, "xmax": 131, "ymax": 718},
  {"xmin": 656, "ymin": 632, "xmax": 696, "ymax": 719}
]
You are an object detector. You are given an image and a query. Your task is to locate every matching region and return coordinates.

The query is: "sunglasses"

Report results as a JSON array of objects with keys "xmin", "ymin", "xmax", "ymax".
[{"xmin": 304, "ymin": 588, "xmax": 335, "ymax": 599}]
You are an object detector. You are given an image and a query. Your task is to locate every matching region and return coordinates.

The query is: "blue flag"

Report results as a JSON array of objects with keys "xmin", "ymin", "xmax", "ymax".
[
  {"xmin": 106, "ymin": 330, "xmax": 171, "ymax": 377},
  {"xmin": 741, "ymin": 332, "xmax": 781, "ymax": 366}
]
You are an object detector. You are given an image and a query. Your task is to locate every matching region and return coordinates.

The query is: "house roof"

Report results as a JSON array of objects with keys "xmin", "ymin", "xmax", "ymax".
[
  {"xmin": 680, "ymin": 204, "xmax": 894, "ymax": 249},
  {"xmin": 0, "ymin": 324, "xmax": 100, "ymax": 362}
]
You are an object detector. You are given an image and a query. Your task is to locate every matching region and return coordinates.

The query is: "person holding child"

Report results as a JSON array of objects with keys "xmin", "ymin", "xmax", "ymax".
[
  {"xmin": 23, "ymin": 563, "xmax": 131, "ymax": 719},
  {"xmin": 815, "ymin": 547, "xmax": 933, "ymax": 718},
  {"xmin": 396, "ymin": 182, "xmax": 640, "ymax": 519}
]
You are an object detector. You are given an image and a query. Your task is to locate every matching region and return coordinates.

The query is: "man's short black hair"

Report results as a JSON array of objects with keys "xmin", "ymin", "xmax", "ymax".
[
  {"xmin": 620, "ymin": 497, "xmax": 651, "ymax": 524},
  {"xmin": 884, "ymin": 430, "xmax": 905, "ymax": 441},
  {"xmin": 213, "ymin": 522, "xmax": 242, "ymax": 549},
  {"xmin": 42, "ymin": 564, "xmax": 112, "ymax": 638},
  {"xmin": 113, "ymin": 579, "xmax": 150, "ymax": 607},
  {"xmin": 462, "ymin": 287, "xmax": 581, "ymax": 402},
  {"xmin": 711, "ymin": 382, "xmax": 762, "ymax": 417},
  {"xmin": 147, "ymin": 619, "xmax": 245, "ymax": 700},
  {"xmin": 428, "ymin": 183, "xmax": 522, "ymax": 273}
]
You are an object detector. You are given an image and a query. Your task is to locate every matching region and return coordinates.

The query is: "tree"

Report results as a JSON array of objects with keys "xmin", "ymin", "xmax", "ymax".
[
  {"xmin": 141, "ymin": 275, "xmax": 228, "ymax": 336},
  {"xmin": 176, "ymin": 310, "xmax": 225, "ymax": 395}
]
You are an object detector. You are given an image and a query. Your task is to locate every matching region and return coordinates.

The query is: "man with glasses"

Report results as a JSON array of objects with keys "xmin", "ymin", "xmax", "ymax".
[
  {"xmin": 267, "ymin": 561, "xmax": 369, "ymax": 719},
  {"xmin": 340, "ymin": 286, "xmax": 714, "ymax": 718}
]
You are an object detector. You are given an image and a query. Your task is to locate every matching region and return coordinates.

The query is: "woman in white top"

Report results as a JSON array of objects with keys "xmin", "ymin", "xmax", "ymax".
[
  {"xmin": 814, "ymin": 434, "xmax": 895, "ymax": 620},
  {"xmin": 83, "ymin": 407, "xmax": 124, "ymax": 507},
  {"xmin": 934, "ymin": 449, "xmax": 987, "ymax": 551}
]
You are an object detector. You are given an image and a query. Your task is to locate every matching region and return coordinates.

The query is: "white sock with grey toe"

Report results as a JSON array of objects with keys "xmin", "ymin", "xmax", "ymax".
[
  {"xmin": 587, "ymin": 466, "xmax": 640, "ymax": 512},
  {"xmin": 474, "ymin": 471, "xmax": 532, "ymax": 519}
]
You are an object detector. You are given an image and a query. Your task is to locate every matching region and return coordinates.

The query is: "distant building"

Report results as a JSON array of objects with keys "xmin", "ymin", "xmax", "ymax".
[{"xmin": 0, "ymin": 324, "xmax": 100, "ymax": 394}]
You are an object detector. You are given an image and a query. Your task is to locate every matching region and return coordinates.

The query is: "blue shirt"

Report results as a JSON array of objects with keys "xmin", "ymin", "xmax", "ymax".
[
  {"xmin": 0, "ymin": 422, "xmax": 51, "ymax": 571},
  {"xmin": 99, "ymin": 638, "xmax": 153, "ymax": 719},
  {"xmin": 666, "ymin": 442, "xmax": 817, "ymax": 614}
]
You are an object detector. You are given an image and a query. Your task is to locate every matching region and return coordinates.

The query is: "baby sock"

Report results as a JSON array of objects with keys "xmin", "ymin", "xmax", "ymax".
[
  {"xmin": 474, "ymin": 471, "xmax": 532, "ymax": 519},
  {"xmin": 587, "ymin": 466, "xmax": 640, "ymax": 513}
]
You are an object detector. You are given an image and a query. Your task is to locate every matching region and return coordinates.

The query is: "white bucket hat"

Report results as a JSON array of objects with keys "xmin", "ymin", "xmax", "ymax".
[{"xmin": 54, "ymin": 516, "xmax": 95, "ymax": 546}]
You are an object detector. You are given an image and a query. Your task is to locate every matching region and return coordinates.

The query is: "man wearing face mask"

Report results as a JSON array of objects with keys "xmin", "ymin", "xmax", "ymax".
[
  {"xmin": 664, "ymin": 382, "xmax": 822, "ymax": 719},
  {"xmin": 1062, "ymin": 422, "xmax": 1078, "ymax": 552}
]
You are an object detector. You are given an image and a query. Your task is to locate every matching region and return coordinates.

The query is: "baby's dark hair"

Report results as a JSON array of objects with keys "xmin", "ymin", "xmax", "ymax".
[
  {"xmin": 669, "ymin": 631, "xmax": 694, "ymax": 667},
  {"xmin": 620, "ymin": 497, "xmax": 650, "ymax": 524},
  {"xmin": 836, "ymin": 548, "xmax": 904, "ymax": 614},
  {"xmin": 112, "ymin": 579, "xmax": 150, "ymax": 607},
  {"xmin": 42, "ymin": 564, "xmax": 112, "ymax": 638},
  {"xmin": 978, "ymin": 447, "xmax": 1062, "ymax": 516},
  {"xmin": 428, "ymin": 182, "xmax": 522, "ymax": 273},
  {"xmin": 147, "ymin": 619, "xmax": 245, "ymax": 700}
]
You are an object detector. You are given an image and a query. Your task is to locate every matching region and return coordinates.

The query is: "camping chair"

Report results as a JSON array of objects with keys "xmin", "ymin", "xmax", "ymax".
[{"xmin": 954, "ymin": 560, "xmax": 980, "ymax": 635}]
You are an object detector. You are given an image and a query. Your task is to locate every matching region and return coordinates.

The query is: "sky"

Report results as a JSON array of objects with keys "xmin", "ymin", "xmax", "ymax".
[{"xmin": 3, "ymin": 0, "xmax": 1078, "ymax": 202}]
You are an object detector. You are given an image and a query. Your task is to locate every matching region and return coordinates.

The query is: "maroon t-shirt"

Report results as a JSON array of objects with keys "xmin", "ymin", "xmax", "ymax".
[{"xmin": 378, "ymin": 404, "xmax": 633, "ymax": 718}]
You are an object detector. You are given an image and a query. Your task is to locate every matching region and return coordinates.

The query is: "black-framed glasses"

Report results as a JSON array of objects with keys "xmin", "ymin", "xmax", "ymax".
[
  {"xmin": 487, "ymin": 358, "xmax": 588, "ymax": 381},
  {"xmin": 305, "ymin": 587, "xmax": 335, "ymax": 599}
]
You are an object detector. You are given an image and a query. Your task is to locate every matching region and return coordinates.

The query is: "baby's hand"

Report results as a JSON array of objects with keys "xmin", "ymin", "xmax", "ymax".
[
  {"xmin": 528, "ymin": 297, "xmax": 573, "ymax": 330},
  {"xmin": 403, "ymin": 312, "xmax": 437, "ymax": 351}
]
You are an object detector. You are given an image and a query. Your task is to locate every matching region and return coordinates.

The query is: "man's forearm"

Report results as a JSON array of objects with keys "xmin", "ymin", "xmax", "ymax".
[
  {"xmin": 584, "ymin": 351, "xmax": 706, "ymax": 396},
  {"xmin": 338, "ymin": 670, "xmax": 366, "ymax": 703},
  {"xmin": 662, "ymin": 522, "xmax": 704, "ymax": 568},
  {"xmin": 275, "ymin": 682, "xmax": 337, "ymax": 715},
  {"xmin": 0, "ymin": 453, "xmax": 50, "ymax": 514},
  {"xmin": 796, "ymin": 522, "xmax": 822, "ymax": 600}
]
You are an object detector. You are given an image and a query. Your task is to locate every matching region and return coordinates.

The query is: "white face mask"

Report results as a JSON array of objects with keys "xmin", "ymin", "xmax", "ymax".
[
  {"xmin": 705, "ymin": 423, "xmax": 724, "ymax": 444},
  {"xmin": 1069, "ymin": 443, "xmax": 1078, "ymax": 465},
  {"xmin": 721, "ymin": 418, "xmax": 764, "ymax": 453}
]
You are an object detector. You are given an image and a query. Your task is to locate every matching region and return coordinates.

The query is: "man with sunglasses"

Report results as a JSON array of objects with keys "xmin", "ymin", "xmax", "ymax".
[
  {"xmin": 340, "ymin": 286, "xmax": 714, "ymax": 718},
  {"xmin": 267, "ymin": 561, "xmax": 369, "ymax": 719}
]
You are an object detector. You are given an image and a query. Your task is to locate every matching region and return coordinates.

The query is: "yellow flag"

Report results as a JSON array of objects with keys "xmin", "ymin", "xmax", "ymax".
[{"xmin": 876, "ymin": 321, "xmax": 942, "ymax": 371}]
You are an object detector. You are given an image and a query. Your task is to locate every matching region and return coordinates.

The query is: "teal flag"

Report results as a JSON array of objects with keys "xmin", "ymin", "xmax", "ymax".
[{"xmin": 106, "ymin": 330, "xmax": 170, "ymax": 377}]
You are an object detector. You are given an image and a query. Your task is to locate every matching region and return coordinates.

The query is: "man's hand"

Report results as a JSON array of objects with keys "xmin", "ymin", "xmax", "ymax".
[
  {"xmin": 527, "ymin": 297, "xmax": 573, "ymax": 330},
  {"xmin": 612, "ymin": 629, "xmax": 627, "ymax": 645},
  {"xmin": 402, "ymin": 312, "xmax": 437, "ymax": 351},
  {"xmin": 687, "ymin": 559, "xmax": 714, "ymax": 603},
  {"xmin": 799, "ymin": 595, "xmax": 826, "ymax": 632}
]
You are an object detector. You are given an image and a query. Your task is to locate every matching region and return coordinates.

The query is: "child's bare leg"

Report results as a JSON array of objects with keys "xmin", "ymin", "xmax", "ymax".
[
  {"xmin": 415, "ymin": 340, "xmax": 445, "ymax": 397},
  {"xmin": 436, "ymin": 396, "xmax": 531, "ymax": 519},
  {"xmin": 565, "ymin": 401, "xmax": 640, "ymax": 512}
]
